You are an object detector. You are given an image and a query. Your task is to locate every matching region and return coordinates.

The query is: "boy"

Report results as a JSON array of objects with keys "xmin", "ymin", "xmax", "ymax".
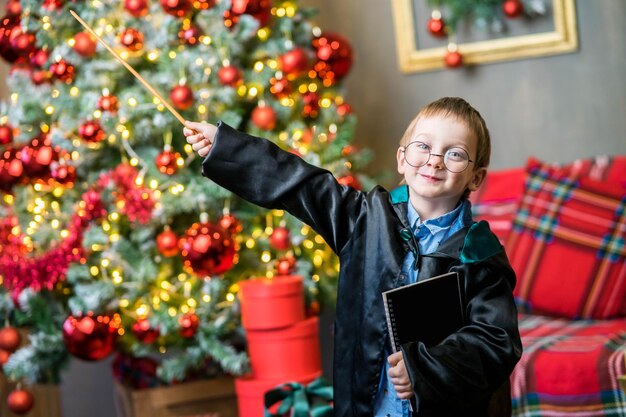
[{"xmin": 184, "ymin": 97, "xmax": 522, "ymax": 416}]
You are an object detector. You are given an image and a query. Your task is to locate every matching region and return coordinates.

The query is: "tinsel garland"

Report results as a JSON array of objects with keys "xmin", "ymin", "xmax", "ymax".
[{"xmin": 0, "ymin": 164, "xmax": 156, "ymax": 296}]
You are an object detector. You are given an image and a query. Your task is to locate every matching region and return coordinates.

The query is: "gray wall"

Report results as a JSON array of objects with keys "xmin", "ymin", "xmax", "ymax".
[{"xmin": 1, "ymin": 1, "xmax": 625, "ymax": 416}]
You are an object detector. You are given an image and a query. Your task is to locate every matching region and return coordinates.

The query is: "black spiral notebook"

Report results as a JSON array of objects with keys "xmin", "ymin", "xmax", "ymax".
[{"xmin": 382, "ymin": 271, "xmax": 465, "ymax": 352}]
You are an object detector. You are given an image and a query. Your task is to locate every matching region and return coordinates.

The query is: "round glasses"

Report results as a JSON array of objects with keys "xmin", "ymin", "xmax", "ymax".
[{"xmin": 401, "ymin": 141, "xmax": 474, "ymax": 173}]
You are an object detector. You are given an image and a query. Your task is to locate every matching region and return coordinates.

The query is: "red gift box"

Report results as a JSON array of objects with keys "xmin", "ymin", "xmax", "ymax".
[
  {"xmin": 246, "ymin": 316, "xmax": 321, "ymax": 380},
  {"xmin": 235, "ymin": 371, "xmax": 322, "ymax": 417},
  {"xmin": 238, "ymin": 275, "xmax": 305, "ymax": 330}
]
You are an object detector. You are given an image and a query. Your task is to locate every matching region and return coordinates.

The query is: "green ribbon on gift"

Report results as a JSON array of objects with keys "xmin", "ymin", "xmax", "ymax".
[{"xmin": 264, "ymin": 377, "xmax": 334, "ymax": 417}]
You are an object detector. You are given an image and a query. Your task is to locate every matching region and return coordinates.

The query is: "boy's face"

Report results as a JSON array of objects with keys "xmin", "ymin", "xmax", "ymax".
[{"xmin": 396, "ymin": 114, "xmax": 486, "ymax": 216}]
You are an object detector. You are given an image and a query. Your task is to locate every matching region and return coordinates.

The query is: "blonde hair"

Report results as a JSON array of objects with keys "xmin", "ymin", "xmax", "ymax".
[{"xmin": 400, "ymin": 97, "xmax": 491, "ymax": 170}]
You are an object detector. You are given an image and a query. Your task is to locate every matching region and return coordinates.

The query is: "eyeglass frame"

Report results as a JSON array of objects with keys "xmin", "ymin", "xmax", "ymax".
[{"xmin": 399, "ymin": 141, "xmax": 475, "ymax": 173}]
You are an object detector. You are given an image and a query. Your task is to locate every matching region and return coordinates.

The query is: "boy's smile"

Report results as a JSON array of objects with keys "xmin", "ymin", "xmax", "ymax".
[{"xmin": 397, "ymin": 114, "xmax": 486, "ymax": 220}]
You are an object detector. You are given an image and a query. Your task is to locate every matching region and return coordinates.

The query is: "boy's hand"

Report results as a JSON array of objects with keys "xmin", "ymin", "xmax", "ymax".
[
  {"xmin": 183, "ymin": 121, "xmax": 217, "ymax": 157},
  {"xmin": 388, "ymin": 351, "xmax": 414, "ymax": 400}
]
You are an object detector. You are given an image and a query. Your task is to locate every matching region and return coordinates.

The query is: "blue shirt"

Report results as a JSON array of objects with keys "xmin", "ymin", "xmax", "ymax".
[{"xmin": 373, "ymin": 199, "xmax": 473, "ymax": 416}]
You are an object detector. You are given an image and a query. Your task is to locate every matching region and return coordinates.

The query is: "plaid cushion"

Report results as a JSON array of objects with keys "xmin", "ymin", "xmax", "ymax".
[
  {"xmin": 471, "ymin": 156, "xmax": 626, "ymax": 245},
  {"xmin": 507, "ymin": 159, "xmax": 626, "ymax": 319},
  {"xmin": 512, "ymin": 313, "xmax": 626, "ymax": 417}
]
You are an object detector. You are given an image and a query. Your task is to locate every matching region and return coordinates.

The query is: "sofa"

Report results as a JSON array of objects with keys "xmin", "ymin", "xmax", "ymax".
[{"xmin": 470, "ymin": 155, "xmax": 626, "ymax": 417}]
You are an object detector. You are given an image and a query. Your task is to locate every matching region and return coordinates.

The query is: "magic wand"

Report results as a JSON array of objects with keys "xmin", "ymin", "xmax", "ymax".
[{"xmin": 69, "ymin": 9, "xmax": 187, "ymax": 126}]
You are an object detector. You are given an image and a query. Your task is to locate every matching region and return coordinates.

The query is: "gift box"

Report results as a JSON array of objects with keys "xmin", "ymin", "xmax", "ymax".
[
  {"xmin": 264, "ymin": 377, "xmax": 334, "ymax": 417},
  {"xmin": 238, "ymin": 275, "xmax": 305, "ymax": 330},
  {"xmin": 235, "ymin": 371, "xmax": 322, "ymax": 417},
  {"xmin": 246, "ymin": 316, "xmax": 321, "ymax": 380}
]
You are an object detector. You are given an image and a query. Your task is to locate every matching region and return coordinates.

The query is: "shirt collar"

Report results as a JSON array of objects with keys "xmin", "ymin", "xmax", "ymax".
[{"xmin": 407, "ymin": 199, "xmax": 470, "ymax": 235}]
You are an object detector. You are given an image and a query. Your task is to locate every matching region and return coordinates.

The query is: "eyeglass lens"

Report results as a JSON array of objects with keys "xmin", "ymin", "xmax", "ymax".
[{"xmin": 403, "ymin": 142, "xmax": 470, "ymax": 173}]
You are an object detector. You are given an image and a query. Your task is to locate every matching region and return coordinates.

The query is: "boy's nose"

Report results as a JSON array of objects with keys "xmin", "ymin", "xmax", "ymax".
[{"xmin": 428, "ymin": 153, "xmax": 445, "ymax": 168}]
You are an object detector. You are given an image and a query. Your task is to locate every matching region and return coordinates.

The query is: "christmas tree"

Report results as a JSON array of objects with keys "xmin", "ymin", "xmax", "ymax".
[{"xmin": 0, "ymin": 0, "xmax": 369, "ymax": 398}]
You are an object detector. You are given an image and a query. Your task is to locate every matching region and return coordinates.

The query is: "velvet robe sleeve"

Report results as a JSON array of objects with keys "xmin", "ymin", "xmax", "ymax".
[
  {"xmin": 401, "ymin": 253, "xmax": 522, "ymax": 415},
  {"xmin": 201, "ymin": 121, "xmax": 362, "ymax": 255}
]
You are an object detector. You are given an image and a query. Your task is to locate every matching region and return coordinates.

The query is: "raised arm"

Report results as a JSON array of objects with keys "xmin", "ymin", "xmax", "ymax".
[{"xmin": 184, "ymin": 120, "xmax": 362, "ymax": 254}]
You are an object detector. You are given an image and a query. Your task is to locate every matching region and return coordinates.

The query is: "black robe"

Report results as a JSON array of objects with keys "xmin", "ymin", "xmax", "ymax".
[{"xmin": 201, "ymin": 122, "xmax": 522, "ymax": 417}]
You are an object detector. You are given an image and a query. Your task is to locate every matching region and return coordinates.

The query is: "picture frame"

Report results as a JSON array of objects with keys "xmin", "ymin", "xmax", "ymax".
[{"xmin": 391, "ymin": 0, "xmax": 578, "ymax": 73}]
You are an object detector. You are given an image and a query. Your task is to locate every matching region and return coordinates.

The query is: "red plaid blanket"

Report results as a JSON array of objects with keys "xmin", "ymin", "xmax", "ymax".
[{"xmin": 512, "ymin": 313, "xmax": 626, "ymax": 416}]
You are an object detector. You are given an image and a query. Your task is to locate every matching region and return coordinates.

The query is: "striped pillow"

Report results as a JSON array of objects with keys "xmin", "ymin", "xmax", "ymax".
[
  {"xmin": 507, "ymin": 159, "xmax": 626, "ymax": 319},
  {"xmin": 471, "ymin": 156, "xmax": 626, "ymax": 246}
]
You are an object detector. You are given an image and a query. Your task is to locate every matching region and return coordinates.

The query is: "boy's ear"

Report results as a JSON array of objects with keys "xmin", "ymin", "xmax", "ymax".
[
  {"xmin": 396, "ymin": 146, "xmax": 406, "ymax": 175},
  {"xmin": 468, "ymin": 167, "xmax": 487, "ymax": 192}
]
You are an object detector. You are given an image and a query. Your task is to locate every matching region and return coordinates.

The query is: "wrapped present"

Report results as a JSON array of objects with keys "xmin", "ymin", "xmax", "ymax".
[{"xmin": 264, "ymin": 377, "xmax": 333, "ymax": 417}]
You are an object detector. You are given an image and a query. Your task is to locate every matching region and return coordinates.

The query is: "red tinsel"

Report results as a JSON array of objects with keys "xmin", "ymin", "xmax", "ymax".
[
  {"xmin": 98, "ymin": 164, "xmax": 155, "ymax": 224},
  {"xmin": 0, "ymin": 162, "xmax": 156, "ymax": 296},
  {"xmin": 0, "ymin": 189, "xmax": 106, "ymax": 296}
]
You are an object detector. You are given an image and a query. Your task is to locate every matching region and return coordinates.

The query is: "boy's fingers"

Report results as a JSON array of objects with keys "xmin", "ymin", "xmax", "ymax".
[
  {"xmin": 387, "ymin": 351, "xmax": 403, "ymax": 366},
  {"xmin": 192, "ymin": 139, "xmax": 208, "ymax": 151}
]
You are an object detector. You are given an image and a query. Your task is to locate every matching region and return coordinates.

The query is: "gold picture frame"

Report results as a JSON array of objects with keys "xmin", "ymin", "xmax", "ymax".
[{"xmin": 391, "ymin": 0, "xmax": 578, "ymax": 73}]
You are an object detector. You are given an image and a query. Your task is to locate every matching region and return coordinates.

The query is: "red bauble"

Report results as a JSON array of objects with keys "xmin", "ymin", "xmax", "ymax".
[
  {"xmin": 170, "ymin": 85, "xmax": 194, "ymax": 110},
  {"xmin": 5, "ymin": 0, "xmax": 21, "ymax": 16},
  {"xmin": 269, "ymin": 226, "xmax": 290, "ymax": 250},
  {"xmin": 49, "ymin": 59, "xmax": 75, "ymax": 83},
  {"xmin": 444, "ymin": 49, "xmax": 463, "ymax": 69},
  {"xmin": 503, "ymin": 0, "xmax": 524, "ymax": 18},
  {"xmin": 30, "ymin": 49, "xmax": 49, "ymax": 67},
  {"xmin": 161, "ymin": 0, "xmax": 192, "ymax": 17},
  {"xmin": 312, "ymin": 32, "xmax": 353, "ymax": 82},
  {"xmin": 251, "ymin": 105, "xmax": 276, "ymax": 130},
  {"xmin": 50, "ymin": 161, "xmax": 76, "ymax": 185},
  {"xmin": 155, "ymin": 149, "xmax": 181, "ymax": 175},
  {"xmin": 97, "ymin": 94, "xmax": 119, "ymax": 113},
  {"xmin": 62, "ymin": 313, "xmax": 119, "ymax": 361},
  {"xmin": 78, "ymin": 120, "xmax": 106, "ymax": 143},
  {"xmin": 275, "ymin": 256, "xmax": 296, "ymax": 275},
  {"xmin": 337, "ymin": 102, "xmax": 352, "ymax": 117},
  {"xmin": 119, "ymin": 28, "xmax": 144, "ymax": 51},
  {"xmin": 337, "ymin": 174, "xmax": 361, "ymax": 190},
  {"xmin": 269, "ymin": 77, "xmax": 290, "ymax": 98},
  {"xmin": 0, "ymin": 349, "xmax": 10, "ymax": 366},
  {"xmin": 20, "ymin": 138, "xmax": 56, "ymax": 179},
  {"xmin": 125, "ymin": 0, "xmax": 149, "ymax": 17},
  {"xmin": 0, "ymin": 124, "xmax": 13, "ymax": 145},
  {"xmin": 31, "ymin": 69, "xmax": 49, "ymax": 85},
  {"xmin": 7, "ymin": 389, "xmax": 34, "ymax": 415},
  {"xmin": 224, "ymin": 0, "xmax": 272, "ymax": 28},
  {"xmin": 10, "ymin": 30, "xmax": 36, "ymax": 58},
  {"xmin": 193, "ymin": 0, "xmax": 217, "ymax": 10},
  {"xmin": 179, "ymin": 221, "xmax": 236, "ymax": 277},
  {"xmin": 0, "ymin": 326, "xmax": 21, "ymax": 352},
  {"xmin": 178, "ymin": 312, "xmax": 199, "ymax": 338},
  {"xmin": 444, "ymin": 41, "xmax": 463, "ymax": 69},
  {"xmin": 156, "ymin": 229, "xmax": 179, "ymax": 257},
  {"xmin": 279, "ymin": 48, "xmax": 308, "ymax": 78},
  {"xmin": 43, "ymin": 0, "xmax": 65, "ymax": 11},
  {"xmin": 0, "ymin": 149, "xmax": 23, "ymax": 186},
  {"xmin": 132, "ymin": 318, "xmax": 160, "ymax": 344},
  {"xmin": 217, "ymin": 65, "xmax": 242, "ymax": 87},
  {"xmin": 73, "ymin": 32, "xmax": 97, "ymax": 57},
  {"xmin": 218, "ymin": 213, "xmax": 242, "ymax": 235},
  {"xmin": 0, "ymin": 15, "xmax": 20, "ymax": 63},
  {"xmin": 427, "ymin": 16, "xmax": 447, "ymax": 38},
  {"xmin": 302, "ymin": 91, "xmax": 320, "ymax": 118},
  {"xmin": 179, "ymin": 22, "xmax": 201, "ymax": 45}
]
